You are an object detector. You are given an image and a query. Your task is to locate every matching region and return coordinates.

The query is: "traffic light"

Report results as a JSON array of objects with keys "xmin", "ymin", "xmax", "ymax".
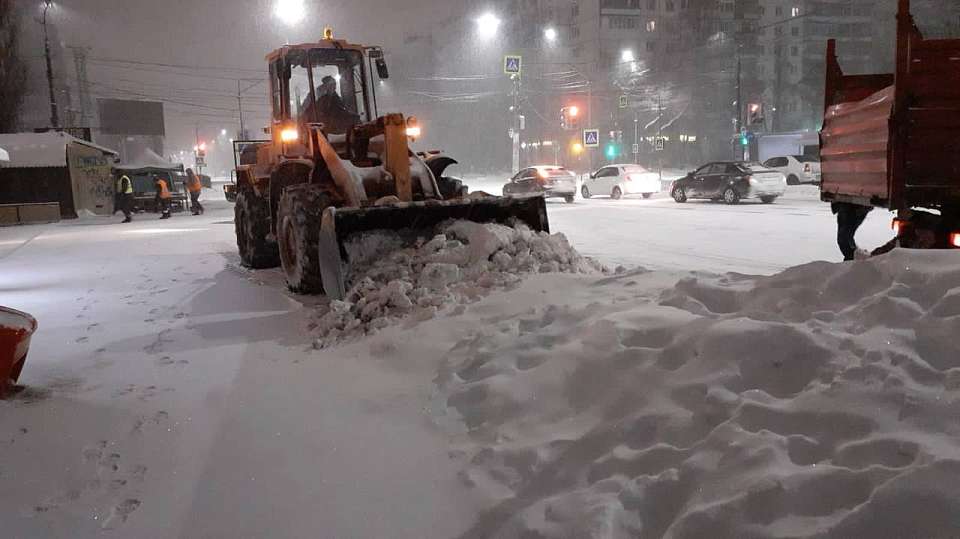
[
  {"xmin": 740, "ymin": 134, "xmax": 749, "ymax": 146},
  {"xmin": 560, "ymin": 105, "xmax": 581, "ymax": 130},
  {"xmin": 605, "ymin": 142, "xmax": 619, "ymax": 159},
  {"xmin": 748, "ymin": 103, "xmax": 764, "ymax": 126}
]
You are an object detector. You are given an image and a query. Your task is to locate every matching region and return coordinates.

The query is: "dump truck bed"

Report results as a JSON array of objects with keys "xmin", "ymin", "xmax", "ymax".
[{"xmin": 820, "ymin": 0, "xmax": 960, "ymax": 210}]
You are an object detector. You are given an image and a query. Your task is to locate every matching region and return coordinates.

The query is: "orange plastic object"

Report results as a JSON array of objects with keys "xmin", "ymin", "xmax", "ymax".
[{"xmin": 0, "ymin": 307, "xmax": 37, "ymax": 399}]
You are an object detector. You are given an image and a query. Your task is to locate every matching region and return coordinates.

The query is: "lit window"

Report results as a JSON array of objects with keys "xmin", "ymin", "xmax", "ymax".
[
  {"xmin": 792, "ymin": 6, "xmax": 800, "ymax": 17},
  {"xmin": 647, "ymin": 19, "xmax": 656, "ymax": 31}
]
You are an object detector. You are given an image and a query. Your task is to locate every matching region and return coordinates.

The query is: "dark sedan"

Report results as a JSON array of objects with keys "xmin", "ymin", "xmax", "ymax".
[{"xmin": 671, "ymin": 162, "xmax": 787, "ymax": 204}]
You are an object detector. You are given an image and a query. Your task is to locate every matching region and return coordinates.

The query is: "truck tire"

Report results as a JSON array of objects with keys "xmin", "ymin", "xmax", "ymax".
[
  {"xmin": 235, "ymin": 190, "xmax": 280, "ymax": 269},
  {"xmin": 277, "ymin": 184, "xmax": 329, "ymax": 295}
]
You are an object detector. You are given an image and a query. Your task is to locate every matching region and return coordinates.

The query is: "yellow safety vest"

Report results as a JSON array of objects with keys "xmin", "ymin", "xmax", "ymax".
[{"xmin": 117, "ymin": 175, "xmax": 133, "ymax": 194}]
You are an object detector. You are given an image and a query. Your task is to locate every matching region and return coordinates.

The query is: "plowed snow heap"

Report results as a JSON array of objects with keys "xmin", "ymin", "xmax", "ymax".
[{"xmin": 311, "ymin": 221, "xmax": 605, "ymax": 347}]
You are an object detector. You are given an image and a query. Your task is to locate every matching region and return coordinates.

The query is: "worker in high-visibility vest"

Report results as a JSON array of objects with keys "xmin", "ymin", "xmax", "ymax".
[
  {"xmin": 185, "ymin": 168, "xmax": 204, "ymax": 215},
  {"xmin": 116, "ymin": 174, "xmax": 134, "ymax": 223},
  {"xmin": 154, "ymin": 175, "xmax": 172, "ymax": 219}
]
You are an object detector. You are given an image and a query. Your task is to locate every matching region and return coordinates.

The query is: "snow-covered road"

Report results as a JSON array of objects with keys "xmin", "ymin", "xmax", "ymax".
[
  {"xmin": 0, "ymin": 182, "xmax": 895, "ymax": 537},
  {"xmin": 465, "ymin": 175, "xmax": 893, "ymax": 274},
  {"xmin": 547, "ymin": 186, "xmax": 893, "ymax": 274}
]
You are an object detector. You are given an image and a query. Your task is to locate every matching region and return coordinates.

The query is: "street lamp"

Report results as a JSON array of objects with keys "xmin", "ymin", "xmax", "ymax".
[
  {"xmin": 476, "ymin": 12, "xmax": 501, "ymax": 40},
  {"xmin": 274, "ymin": 0, "xmax": 305, "ymax": 26},
  {"xmin": 220, "ymin": 128, "xmax": 227, "ymax": 136},
  {"xmin": 544, "ymin": 27, "xmax": 558, "ymax": 42},
  {"xmin": 621, "ymin": 49, "xmax": 635, "ymax": 63}
]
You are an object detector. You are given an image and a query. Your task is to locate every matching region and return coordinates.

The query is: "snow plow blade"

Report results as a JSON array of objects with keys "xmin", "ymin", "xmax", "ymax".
[{"xmin": 318, "ymin": 195, "xmax": 549, "ymax": 300}]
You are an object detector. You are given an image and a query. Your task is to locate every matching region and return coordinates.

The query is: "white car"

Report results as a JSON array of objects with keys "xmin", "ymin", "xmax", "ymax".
[
  {"xmin": 581, "ymin": 164, "xmax": 661, "ymax": 200},
  {"xmin": 762, "ymin": 155, "xmax": 821, "ymax": 185}
]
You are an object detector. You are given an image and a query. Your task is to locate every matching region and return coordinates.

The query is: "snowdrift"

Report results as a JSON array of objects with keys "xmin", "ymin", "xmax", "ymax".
[
  {"xmin": 433, "ymin": 249, "xmax": 960, "ymax": 538},
  {"xmin": 311, "ymin": 221, "xmax": 605, "ymax": 347}
]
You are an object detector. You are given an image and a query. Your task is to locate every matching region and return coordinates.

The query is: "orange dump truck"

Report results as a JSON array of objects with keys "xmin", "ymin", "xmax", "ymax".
[{"xmin": 820, "ymin": 0, "xmax": 960, "ymax": 250}]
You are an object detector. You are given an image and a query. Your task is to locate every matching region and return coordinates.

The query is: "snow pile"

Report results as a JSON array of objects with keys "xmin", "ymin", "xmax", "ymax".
[
  {"xmin": 433, "ymin": 249, "xmax": 960, "ymax": 538},
  {"xmin": 312, "ymin": 221, "xmax": 605, "ymax": 348}
]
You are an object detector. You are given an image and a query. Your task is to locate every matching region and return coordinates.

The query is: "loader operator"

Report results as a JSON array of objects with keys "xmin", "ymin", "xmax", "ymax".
[{"xmin": 304, "ymin": 75, "xmax": 359, "ymax": 134}]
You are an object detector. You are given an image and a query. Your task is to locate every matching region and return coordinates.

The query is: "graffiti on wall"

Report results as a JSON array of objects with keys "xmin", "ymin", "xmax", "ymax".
[{"xmin": 68, "ymin": 143, "xmax": 115, "ymax": 215}]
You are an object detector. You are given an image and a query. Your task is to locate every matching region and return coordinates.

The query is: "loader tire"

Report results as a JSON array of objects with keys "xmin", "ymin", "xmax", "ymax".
[
  {"xmin": 235, "ymin": 190, "xmax": 280, "ymax": 269},
  {"xmin": 437, "ymin": 177, "xmax": 467, "ymax": 200},
  {"xmin": 277, "ymin": 184, "xmax": 329, "ymax": 295}
]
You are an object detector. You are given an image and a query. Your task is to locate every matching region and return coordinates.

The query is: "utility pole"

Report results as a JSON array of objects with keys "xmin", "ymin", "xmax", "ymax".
[
  {"xmin": 237, "ymin": 80, "xmax": 245, "ymax": 140},
  {"xmin": 41, "ymin": 0, "xmax": 59, "ymax": 128},
  {"xmin": 633, "ymin": 112, "xmax": 639, "ymax": 165},
  {"xmin": 68, "ymin": 46, "xmax": 92, "ymax": 129}
]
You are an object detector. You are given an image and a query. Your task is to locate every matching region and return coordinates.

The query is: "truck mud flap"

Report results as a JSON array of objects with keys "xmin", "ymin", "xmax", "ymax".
[{"xmin": 317, "ymin": 195, "xmax": 549, "ymax": 301}]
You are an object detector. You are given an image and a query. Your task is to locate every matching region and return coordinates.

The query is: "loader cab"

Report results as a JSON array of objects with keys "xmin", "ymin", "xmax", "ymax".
[{"xmin": 268, "ymin": 40, "xmax": 377, "ymax": 140}]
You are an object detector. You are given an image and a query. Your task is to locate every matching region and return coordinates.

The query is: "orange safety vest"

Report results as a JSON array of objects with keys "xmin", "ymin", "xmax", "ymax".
[
  {"xmin": 156, "ymin": 179, "xmax": 172, "ymax": 199},
  {"xmin": 186, "ymin": 173, "xmax": 202, "ymax": 193}
]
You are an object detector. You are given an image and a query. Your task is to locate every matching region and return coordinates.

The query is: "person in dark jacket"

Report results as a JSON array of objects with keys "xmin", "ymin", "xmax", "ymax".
[
  {"xmin": 832, "ymin": 202, "xmax": 873, "ymax": 261},
  {"xmin": 303, "ymin": 75, "xmax": 360, "ymax": 133}
]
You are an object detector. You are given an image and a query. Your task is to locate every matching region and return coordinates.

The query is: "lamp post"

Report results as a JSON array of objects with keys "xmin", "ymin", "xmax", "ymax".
[
  {"xmin": 41, "ymin": 0, "xmax": 59, "ymax": 128},
  {"xmin": 273, "ymin": 0, "xmax": 305, "ymax": 26},
  {"xmin": 476, "ymin": 12, "xmax": 501, "ymax": 41}
]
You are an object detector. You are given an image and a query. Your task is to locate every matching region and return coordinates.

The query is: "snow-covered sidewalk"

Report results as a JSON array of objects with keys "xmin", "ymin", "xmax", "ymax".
[{"xmin": 0, "ymin": 201, "xmax": 480, "ymax": 537}]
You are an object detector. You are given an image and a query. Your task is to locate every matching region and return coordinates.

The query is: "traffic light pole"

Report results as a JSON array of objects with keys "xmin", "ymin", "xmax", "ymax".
[
  {"xmin": 512, "ymin": 75, "xmax": 521, "ymax": 174},
  {"xmin": 735, "ymin": 46, "xmax": 743, "ymax": 161},
  {"xmin": 587, "ymin": 83, "xmax": 593, "ymax": 172}
]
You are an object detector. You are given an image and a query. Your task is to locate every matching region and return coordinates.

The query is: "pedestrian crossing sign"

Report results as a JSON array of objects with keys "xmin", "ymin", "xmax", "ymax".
[
  {"xmin": 583, "ymin": 129, "xmax": 600, "ymax": 148},
  {"xmin": 504, "ymin": 55, "xmax": 522, "ymax": 75}
]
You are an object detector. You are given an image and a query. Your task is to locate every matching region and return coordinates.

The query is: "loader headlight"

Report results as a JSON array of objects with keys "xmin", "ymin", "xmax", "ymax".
[
  {"xmin": 280, "ymin": 127, "xmax": 299, "ymax": 143},
  {"xmin": 406, "ymin": 117, "xmax": 422, "ymax": 140}
]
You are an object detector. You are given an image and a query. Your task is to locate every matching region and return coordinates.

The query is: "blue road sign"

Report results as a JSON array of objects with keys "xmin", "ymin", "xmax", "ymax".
[
  {"xmin": 583, "ymin": 129, "xmax": 600, "ymax": 148},
  {"xmin": 504, "ymin": 55, "xmax": 522, "ymax": 75}
]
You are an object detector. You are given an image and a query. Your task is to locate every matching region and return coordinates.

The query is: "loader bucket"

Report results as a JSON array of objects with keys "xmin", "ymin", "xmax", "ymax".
[{"xmin": 318, "ymin": 195, "xmax": 549, "ymax": 300}]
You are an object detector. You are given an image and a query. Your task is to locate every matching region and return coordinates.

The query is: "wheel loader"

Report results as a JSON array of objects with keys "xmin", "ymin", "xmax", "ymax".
[{"xmin": 234, "ymin": 30, "xmax": 549, "ymax": 300}]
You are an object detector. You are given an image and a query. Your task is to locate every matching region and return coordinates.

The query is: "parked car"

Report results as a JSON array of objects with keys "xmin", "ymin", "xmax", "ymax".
[
  {"xmin": 762, "ymin": 155, "xmax": 821, "ymax": 185},
  {"xmin": 581, "ymin": 164, "xmax": 660, "ymax": 199},
  {"xmin": 503, "ymin": 166, "xmax": 577, "ymax": 203},
  {"xmin": 671, "ymin": 162, "xmax": 787, "ymax": 204}
]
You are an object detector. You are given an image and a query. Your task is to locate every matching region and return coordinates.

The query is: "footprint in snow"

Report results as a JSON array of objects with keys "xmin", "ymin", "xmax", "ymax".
[
  {"xmin": 75, "ymin": 336, "xmax": 89, "ymax": 344},
  {"xmin": 100, "ymin": 498, "xmax": 141, "ymax": 529}
]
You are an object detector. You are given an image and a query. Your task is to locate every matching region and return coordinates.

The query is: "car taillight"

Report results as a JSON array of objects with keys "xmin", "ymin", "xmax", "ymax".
[
  {"xmin": 804, "ymin": 163, "xmax": 811, "ymax": 173},
  {"xmin": 747, "ymin": 175, "xmax": 757, "ymax": 185},
  {"xmin": 950, "ymin": 232, "xmax": 960, "ymax": 248}
]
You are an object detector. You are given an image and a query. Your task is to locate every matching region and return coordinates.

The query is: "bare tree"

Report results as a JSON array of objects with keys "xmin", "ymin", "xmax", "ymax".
[{"xmin": 0, "ymin": 0, "xmax": 27, "ymax": 132}]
